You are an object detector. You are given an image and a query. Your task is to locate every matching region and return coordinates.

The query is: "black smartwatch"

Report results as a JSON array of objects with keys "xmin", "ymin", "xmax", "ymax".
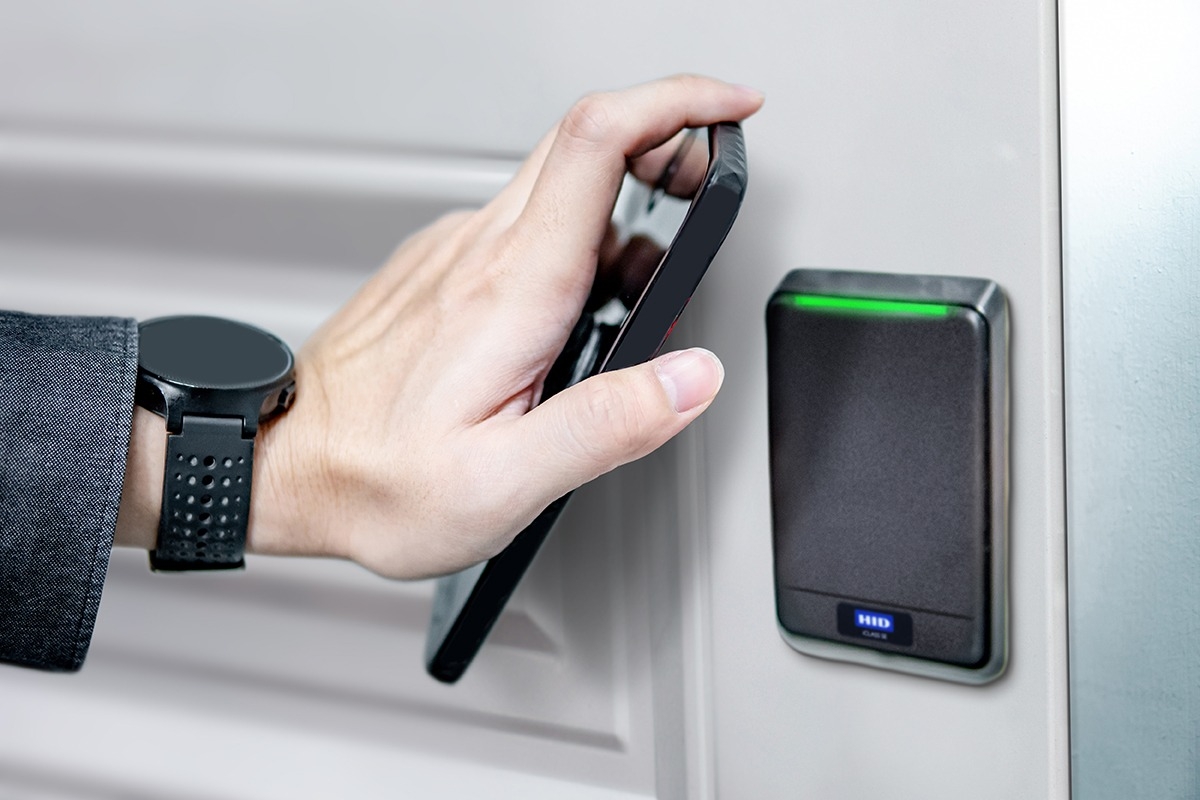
[{"xmin": 136, "ymin": 316, "xmax": 295, "ymax": 572}]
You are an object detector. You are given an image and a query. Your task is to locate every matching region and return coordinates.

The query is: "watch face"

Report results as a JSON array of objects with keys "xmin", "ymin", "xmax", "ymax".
[{"xmin": 139, "ymin": 316, "xmax": 294, "ymax": 390}]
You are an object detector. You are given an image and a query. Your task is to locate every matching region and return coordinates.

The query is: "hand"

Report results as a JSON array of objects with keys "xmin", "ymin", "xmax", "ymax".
[{"xmin": 117, "ymin": 75, "xmax": 764, "ymax": 579}]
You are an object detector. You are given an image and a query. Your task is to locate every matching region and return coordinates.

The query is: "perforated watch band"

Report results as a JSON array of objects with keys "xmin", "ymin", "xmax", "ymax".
[{"xmin": 150, "ymin": 414, "xmax": 254, "ymax": 571}]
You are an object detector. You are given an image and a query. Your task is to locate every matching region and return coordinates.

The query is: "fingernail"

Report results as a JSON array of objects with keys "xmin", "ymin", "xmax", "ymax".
[
  {"xmin": 733, "ymin": 84, "xmax": 765, "ymax": 102},
  {"xmin": 655, "ymin": 348, "xmax": 724, "ymax": 413}
]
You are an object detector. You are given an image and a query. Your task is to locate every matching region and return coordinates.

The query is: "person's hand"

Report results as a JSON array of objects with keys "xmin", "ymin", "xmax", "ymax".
[{"xmin": 118, "ymin": 75, "xmax": 763, "ymax": 578}]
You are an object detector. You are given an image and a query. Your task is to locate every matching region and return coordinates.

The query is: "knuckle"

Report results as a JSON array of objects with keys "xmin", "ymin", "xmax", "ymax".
[
  {"xmin": 568, "ymin": 377, "xmax": 651, "ymax": 465},
  {"xmin": 426, "ymin": 210, "xmax": 477, "ymax": 249},
  {"xmin": 389, "ymin": 209, "xmax": 472, "ymax": 268},
  {"xmin": 436, "ymin": 209, "xmax": 475, "ymax": 229},
  {"xmin": 561, "ymin": 93, "xmax": 617, "ymax": 147},
  {"xmin": 451, "ymin": 236, "xmax": 511, "ymax": 294},
  {"xmin": 668, "ymin": 72, "xmax": 707, "ymax": 88}
]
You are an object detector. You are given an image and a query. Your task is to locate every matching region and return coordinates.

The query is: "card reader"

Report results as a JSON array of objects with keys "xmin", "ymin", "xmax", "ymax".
[{"xmin": 766, "ymin": 269, "xmax": 1009, "ymax": 684}]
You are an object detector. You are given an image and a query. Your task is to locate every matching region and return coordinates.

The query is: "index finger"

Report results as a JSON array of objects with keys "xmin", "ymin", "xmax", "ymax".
[{"xmin": 514, "ymin": 75, "xmax": 763, "ymax": 297}]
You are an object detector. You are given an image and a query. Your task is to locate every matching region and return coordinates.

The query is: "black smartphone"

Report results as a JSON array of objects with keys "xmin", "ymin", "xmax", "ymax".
[{"xmin": 425, "ymin": 122, "xmax": 748, "ymax": 683}]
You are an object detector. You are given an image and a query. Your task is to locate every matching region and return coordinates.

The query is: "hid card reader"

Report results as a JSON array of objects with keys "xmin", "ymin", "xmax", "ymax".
[{"xmin": 766, "ymin": 269, "xmax": 1009, "ymax": 684}]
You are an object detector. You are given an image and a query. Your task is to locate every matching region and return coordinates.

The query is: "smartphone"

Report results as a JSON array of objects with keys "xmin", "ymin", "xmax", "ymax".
[{"xmin": 425, "ymin": 122, "xmax": 748, "ymax": 683}]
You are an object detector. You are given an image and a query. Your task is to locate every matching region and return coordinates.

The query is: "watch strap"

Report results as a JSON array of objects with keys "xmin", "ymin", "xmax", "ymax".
[{"xmin": 150, "ymin": 414, "xmax": 254, "ymax": 571}]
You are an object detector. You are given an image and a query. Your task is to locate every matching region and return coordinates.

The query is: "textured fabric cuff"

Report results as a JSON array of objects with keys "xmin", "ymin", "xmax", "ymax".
[{"xmin": 0, "ymin": 311, "xmax": 137, "ymax": 671}]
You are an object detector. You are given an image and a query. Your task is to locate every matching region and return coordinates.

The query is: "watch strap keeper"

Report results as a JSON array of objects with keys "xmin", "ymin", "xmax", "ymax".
[{"xmin": 150, "ymin": 414, "xmax": 254, "ymax": 571}]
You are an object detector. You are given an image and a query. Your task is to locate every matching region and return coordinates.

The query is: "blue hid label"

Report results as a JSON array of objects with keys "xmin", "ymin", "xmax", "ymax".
[
  {"xmin": 854, "ymin": 609, "xmax": 894, "ymax": 632},
  {"xmin": 836, "ymin": 603, "xmax": 913, "ymax": 646}
]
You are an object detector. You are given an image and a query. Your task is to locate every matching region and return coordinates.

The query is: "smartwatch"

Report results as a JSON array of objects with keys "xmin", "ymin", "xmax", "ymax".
[{"xmin": 136, "ymin": 316, "xmax": 296, "ymax": 572}]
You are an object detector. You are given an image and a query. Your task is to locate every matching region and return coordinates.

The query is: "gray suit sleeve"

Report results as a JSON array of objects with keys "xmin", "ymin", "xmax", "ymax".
[{"xmin": 0, "ymin": 310, "xmax": 137, "ymax": 672}]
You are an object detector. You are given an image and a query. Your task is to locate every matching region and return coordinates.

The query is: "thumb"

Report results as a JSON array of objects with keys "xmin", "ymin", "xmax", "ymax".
[{"xmin": 511, "ymin": 348, "xmax": 724, "ymax": 503}]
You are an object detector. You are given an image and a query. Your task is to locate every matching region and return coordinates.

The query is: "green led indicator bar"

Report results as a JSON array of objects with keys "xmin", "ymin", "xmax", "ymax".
[{"xmin": 787, "ymin": 294, "xmax": 953, "ymax": 317}]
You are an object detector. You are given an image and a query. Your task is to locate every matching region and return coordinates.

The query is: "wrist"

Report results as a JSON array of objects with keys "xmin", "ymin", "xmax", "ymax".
[
  {"xmin": 115, "ymin": 406, "xmax": 167, "ymax": 550},
  {"xmin": 243, "ymin": 408, "xmax": 304, "ymax": 558},
  {"xmin": 114, "ymin": 402, "xmax": 317, "ymax": 561},
  {"xmin": 243, "ymin": 362, "xmax": 344, "ymax": 562},
  {"xmin": 121, "ymin": 315, "xmax": 298, "ymax": 569}
]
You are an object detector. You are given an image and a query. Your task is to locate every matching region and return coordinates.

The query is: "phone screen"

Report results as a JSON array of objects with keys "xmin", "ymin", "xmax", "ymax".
[{"xmin": 426, "ymin": 123, "xmax": 745, "ymax": 683}]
